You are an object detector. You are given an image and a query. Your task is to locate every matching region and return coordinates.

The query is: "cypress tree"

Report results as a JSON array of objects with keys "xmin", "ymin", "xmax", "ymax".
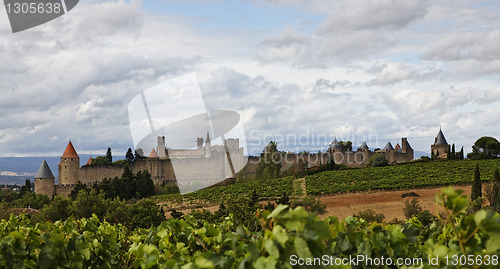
[
  {"xmin": 492, "ymin": 169, "xmax": 500, "ymax": 211},
  {"xmin": 460, "ymin": 146, "xmax": 464, "ymax": 159},
  {"xmin": 451, "ymin": 144, "xmax": 456, "ymax": 159},
  {"xmin": 471, "ymin": 164, "xmax": 482, "ymax": 209},
  {"xmin": 106, "ymin": 147, "xmax": 112, "ymax": 164}
]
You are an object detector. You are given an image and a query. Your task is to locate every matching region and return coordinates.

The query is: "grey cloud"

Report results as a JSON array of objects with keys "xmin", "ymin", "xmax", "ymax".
[
  {"xmin": 420, "ymin": 31, "xmax": 500, "ymax": 62},
  {"xmin": 256, "ymin": 29, "xmax": 397, "ymax": 67},
  {"xmin": 319, "ymin": 0, "xmax": 429, "ymax": 33},
  {"xmin": 366, "ymin": 62, "xmax": 442, "ymax": 86},
  {"xmin": 76, "ymin": 0, "xmax": 145, "ymax": 38}
]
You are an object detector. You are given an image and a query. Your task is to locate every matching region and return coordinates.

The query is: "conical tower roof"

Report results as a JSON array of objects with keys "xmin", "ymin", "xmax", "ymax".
[
  {"xmin": 35, "ymin": 159, "xmax": 54, "ymax": 179},
  {"xmin": 149, "ymin": 148, "xmax": 159, "ymax": 158},
  {"xmin": 435, "ymin": 130, "xmax": 448, "ymax": 145},
  {"xmin": 62, "ymin": 141, "xmax": 79, "ymax": 158},
  {"xmin": 329, "ymin": 138, "xmax": 341, "ymax": 150},
  {"xmin": 358, "ymin": 142, "xmax": 369, "ymax": 150},
  {"xmin": 383, "ymin": 142, "xmax": 394, "ymax": 151},
  {"xmin": 85, "ymin": 157, "xmax": 93, "ymax": 166}
]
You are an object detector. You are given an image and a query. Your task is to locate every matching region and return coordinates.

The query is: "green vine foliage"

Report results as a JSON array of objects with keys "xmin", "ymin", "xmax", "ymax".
[{"xmin": 1, "ymin": 188, "xmax": 500, "ymax": 268}]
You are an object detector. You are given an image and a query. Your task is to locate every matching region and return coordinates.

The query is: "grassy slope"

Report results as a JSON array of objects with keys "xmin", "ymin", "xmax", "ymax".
[
  {"xmin": 153, "ymin": 176, "xmax": 294, "ymax": 205},
  {"xmin": 306, "ymin": 159, "xmax": 500, "ymax": 195}
]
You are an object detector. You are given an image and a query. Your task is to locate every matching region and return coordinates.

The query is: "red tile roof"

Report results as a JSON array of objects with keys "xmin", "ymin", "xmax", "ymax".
[
  {"xmin": 149, "ymin": 148, "xmax": 159, "ymax": 158},
  {"xmin": 62, "ymin": 141, "xmax": 79, "ymax": 158}
]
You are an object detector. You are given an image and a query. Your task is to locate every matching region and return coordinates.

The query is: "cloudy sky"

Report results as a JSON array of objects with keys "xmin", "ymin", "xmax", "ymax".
[{"xmin": 1, "ymin": 0, "xmax": 500, "ymax": 157}]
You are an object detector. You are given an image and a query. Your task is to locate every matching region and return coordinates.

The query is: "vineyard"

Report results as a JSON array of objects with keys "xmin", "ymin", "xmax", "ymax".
[
  {"xmin": 1, "ymin": 188, "xmax": 500, "ymax": 268},
  {"xmin": 153, "ymin": 176, "xmax": 294, "ymax": 205},
  {"xmin": 306, "ymin": 159, "xmax": 500, "ymax": 195}
]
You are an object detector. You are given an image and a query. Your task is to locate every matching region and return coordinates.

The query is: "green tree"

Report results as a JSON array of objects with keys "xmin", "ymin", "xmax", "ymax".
[
  {"xmin": 92, "ymin": 156, "xmax": 111, "ymax": 166},
  {"xmin": 338, "ymin": 141, "xmax": 353, "ymax": 152},
  {"xmin": 255, "ymin": 141, "xmax": 282, "ymax": 180},
  {"xmin": 121, "ymin": 166, "xmax": 135, "ymax": 200},
  {"xmin": 249, "ymin": 189, "xmax": 259, "ymax": 207},
  {"xmin": 37, "ymin": 196, "xmax": 72, "ymax": 222},
  {"xmin": 14, "ymin": 192, "xmax": 50, "ymax": 210},
  {"xmin": 467, "ymin": 136, "xmax": 500, "ymax": 159},
  {"xmin": 105, "ymin": 198, "xmax": 129, "ymax": 224},
  {"xmin": 451, "ymin": 144, "xmax": 456, "ymax": 159},
  {"xmin": 68, "ymin": 181, "xmax": 89, "ymax": 200},
  {"xmin": 135, "ymin": 171, "xmax": 155, "ymax": 198},
  {"xmin": 489, "ymin": 169, "xmax": 500, "ymax": 212},
  {"xmin": 128, "ymin": 199, "xmax": 166, "ymax": 229},
  {"xmin": 106, "ymin": 147, "xmax": 113, "ymax": 163},
  {"xmin": 72, "ymin": 189, "xmax": 108, "ymax": 219},
  {"xmin": 126, "ymin": 148, "xmax": 134, "ymax": 164},
  {"xmin": 369, "ymin": 153, "xmax": 388, "ymax": 167},
  {"xmin": 19, "ymin": 179, "xmax": 32, "ymax": 197},
  {"xmin": 325, "ymin": 156, "xmax": 336, "ymax": 171},
  {"xmin": 471, "ymin": 164, "xmax": 482, "ymax": 211}
]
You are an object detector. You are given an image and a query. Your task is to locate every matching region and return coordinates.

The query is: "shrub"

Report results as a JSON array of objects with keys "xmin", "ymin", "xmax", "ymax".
[
  {"xmin": 403, "ymin": 198, "xmax": 435, "ymax": 226},
  {"xmin": 354, "ymin": 209, "xmax": 385, "ymax": 223},
  {"xmin": 291, "ymin": 196, "xmax": 326, "ymax": 215}
]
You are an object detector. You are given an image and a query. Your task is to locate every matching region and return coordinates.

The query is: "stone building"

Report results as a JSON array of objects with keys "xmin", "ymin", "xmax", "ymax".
[
  {"xmin": 431, "ymin": 128, "xmax": 449, "ymax": 158},
  {"xmin": 35, "ymin": 135, "xmax": 246, "ymax": 197},
  {"xmin": 326, "ymin": 137, "xmax": 414, "ymax": 167},
  {"xmin": 34, "ymin": 134, "xmax": 415, "ymax": 197}
]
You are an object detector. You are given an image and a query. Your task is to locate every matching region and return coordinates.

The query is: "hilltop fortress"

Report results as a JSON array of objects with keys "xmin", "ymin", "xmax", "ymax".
[
  {"xmin": 35, "ymin": 134, "xmax": 245, "ymax": 197},
  {"xmin": 34, "ymin": 130, "xmax": 424, "ymax": 197}
]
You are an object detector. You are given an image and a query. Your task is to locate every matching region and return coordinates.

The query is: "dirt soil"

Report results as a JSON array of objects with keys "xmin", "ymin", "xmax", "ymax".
[
  {"xmin": 167, "ymin": 185, "xmax": 485, "ymax": 222},
  {"xmin": 318, "ymin": 185, "xmax": 473, "ymax": 221}
]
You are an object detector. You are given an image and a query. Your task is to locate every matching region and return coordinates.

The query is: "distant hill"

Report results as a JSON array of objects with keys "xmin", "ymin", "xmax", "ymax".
[
  {"xmin": 414, "ymin": 151, "xmax": 430, "ymax": 159},
  {"xmin": 0, "ymin": 155, "xmax": 92, "ymax": 185}
]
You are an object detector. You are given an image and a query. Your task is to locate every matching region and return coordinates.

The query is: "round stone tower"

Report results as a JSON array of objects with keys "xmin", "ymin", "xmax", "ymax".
[
  {"xmin": 34, "ymin": 159, "xmax": 55, "ymax": 198},
  {"xmin": 58, "ymin": 141, "xmax": 80, "ymax": 185}
]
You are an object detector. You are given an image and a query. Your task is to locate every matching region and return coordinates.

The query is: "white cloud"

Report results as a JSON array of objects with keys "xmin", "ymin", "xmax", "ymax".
[
  {"xmin": 367, "ymin": 62, "xmax": 442, "ymax": 86},
  {"xmin": 1, "ymin": 0, "xmax": 500, "ymax": 157}
]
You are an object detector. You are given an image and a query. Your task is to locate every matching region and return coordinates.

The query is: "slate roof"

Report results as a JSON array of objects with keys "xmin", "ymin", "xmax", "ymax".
[
  {"xmin": 35, "ymin": 159, "xmax": 54, "ymax": 179},
  {"xmin": 62, "ymin": 141, "xmax": 79, "ymax": 158},
  {"xmin": 383, "ymin": 142, "xmax": 394, "ymax": 151},
  {"xmin": 329, "ymin": 138, "xmax": 341, "ymax": 150},
  {"xmin": 435, "ymin": 130, "xmax": 448, "ymax": 145},
  {"xmin": 405, "ymin": 139, "xmax": 413, "ymax": 150},
  {"xmin": 358, "ymin": 142, "xmax": 369, "ymax": 150}
]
